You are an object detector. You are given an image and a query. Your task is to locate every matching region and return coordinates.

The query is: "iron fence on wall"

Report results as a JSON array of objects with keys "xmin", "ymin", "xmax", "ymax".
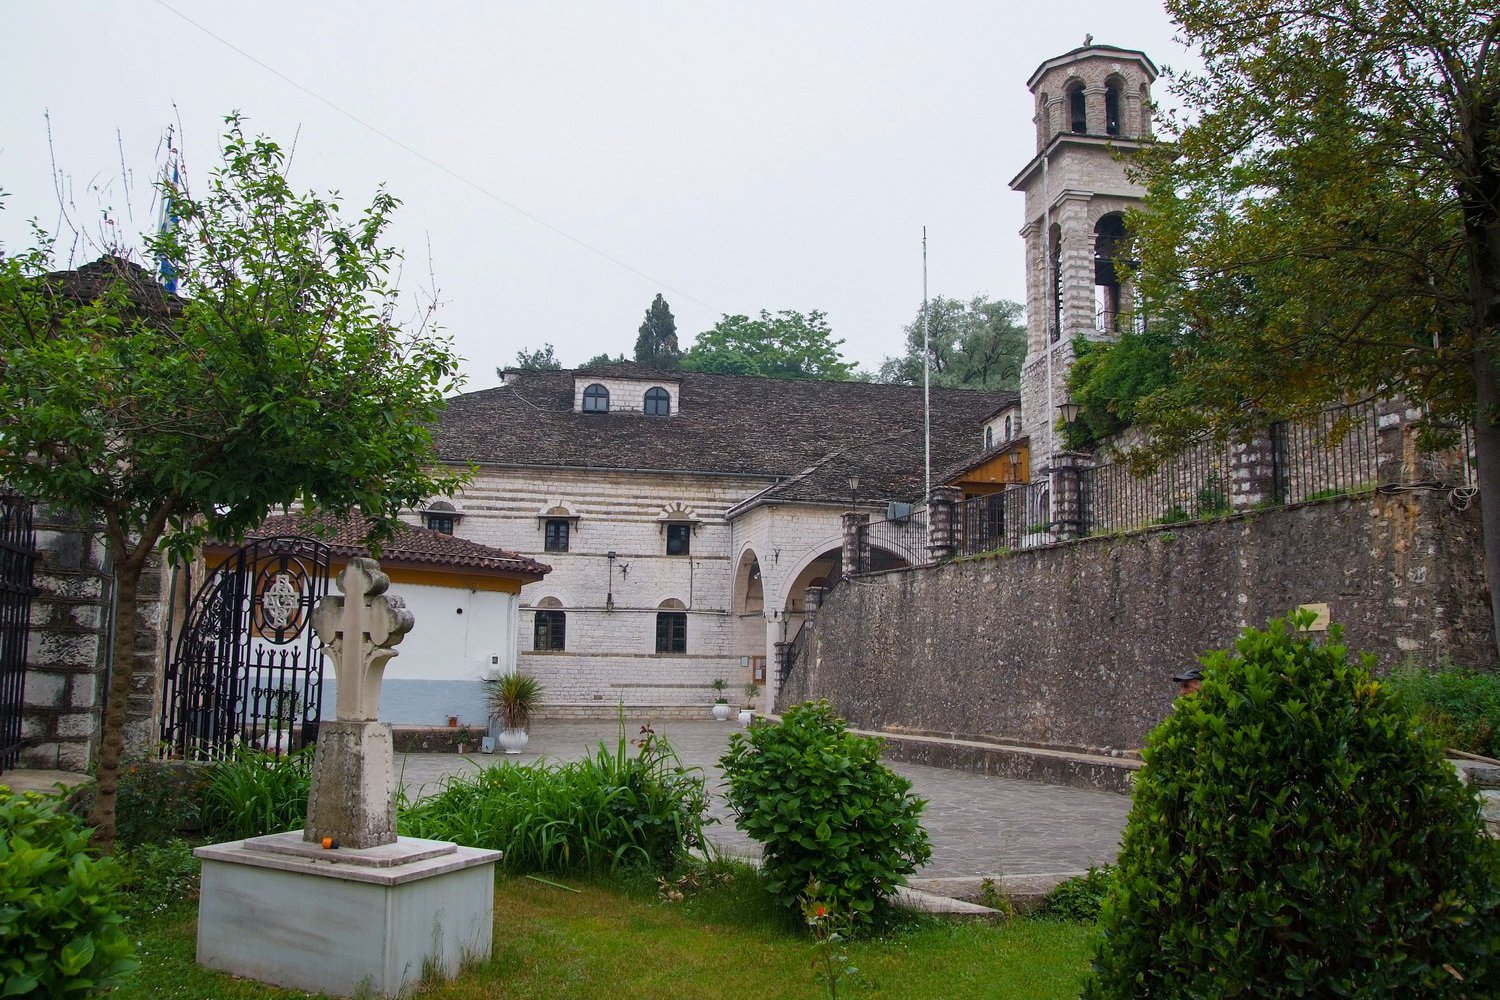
[
  {"xmin": 1080, "ymin": 438, "xmax": 1234, "ymax": 536},
  {"xmin": 858, "ymin": 510, "xmax": 929, "ymax": 572},
  {"xmin": 954, "ymin": 480, "xmax": 1053, "ymax": 556},
  {"xmin": 1270, "ymin": 400, "xmax": 1380, "ymax": 505},
  {"xmin": 0, "ymin": 494, "xmax": 37, "ymax": 774}
]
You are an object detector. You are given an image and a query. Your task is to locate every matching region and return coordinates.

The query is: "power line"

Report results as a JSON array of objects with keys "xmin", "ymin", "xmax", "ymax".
[{"xmin": 151, "ymin": 0, "xmax": 718, "ymax": 312}]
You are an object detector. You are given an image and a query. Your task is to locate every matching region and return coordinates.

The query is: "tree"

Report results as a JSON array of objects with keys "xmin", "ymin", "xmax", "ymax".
[
  {"xmin": 505, "ymin": 343, "xmax": 561, "ymax": 373},
  {"xmin": 633, "ymin": 293, "xmax": 680, "ymax": 368},
  {"xmin": 681, "ymin": 309, "xmax": 856, "ymax": 380},
  {"xmin": 579, "ymin": 351, "xmax": 627, "ymax": 369},
  {"xmin": 1122, "ymin": 1, "xmax": 1500, "ymax": 657},
  {"xmin": 0, "ymin": 119, "xmax": 467, "ymax": 851},
  {"xmin": 877, "ymin": 294, "xmax": 1026, "ymax": 390}
]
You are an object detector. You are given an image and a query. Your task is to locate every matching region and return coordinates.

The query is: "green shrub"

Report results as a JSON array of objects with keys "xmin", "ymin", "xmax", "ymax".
[
  {"xmin": 718, "ymin": 700, "xmax": 932, "ymax": 928},
  {"xmin": 1087, "ymin": 613, "xmax": 1500, "ymax": 999},
  {"xmin": 399, "ymin": 721, "xmax": 708, "ymax": 873},
  {"xmin": 117, "ymin": 839, "xmax": 200, "ymax": 920},
  {"xmin": 1040, "ymin": 866, "xmax": 1116, "ymax": 922},
  {"xmin": 0, "ymin": 789, "xmax": 138, "ymax": 997},
  {"xmin": 1384, "ymin": 663, "xmax": 1500, "ymax": 758},
  {"xmin": 200, "ymin": 746, "xmax": 313, "ymax": 841}
]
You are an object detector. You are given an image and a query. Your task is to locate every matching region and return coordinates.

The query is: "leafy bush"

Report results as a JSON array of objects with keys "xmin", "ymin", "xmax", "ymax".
[
  {"xmin": 399, "ymin": 721, "xmax": 708, "ymax": 873},
  {"xmin": 1040, "ymin": 866, "xmax": 1117, "ymax": 922},
  {"xmin": 718, "ymin": 700, "xmax": 932, "ymax": 928},
  {"xmin": 1384, "ymin": 663, "xmax": 1500, "ymax": 758},
  {"xmin": 117, "ymin": 760, "xmax": 204, "ymax": 847},
  {"xmin": 117, "ymin": 839, "xmax": 200, "ymax": 919},
  {"xmin": 1087, "ymin": 614, "xmax": 1500, "ymax": 999},
  {"xmin": 200, "ymin": 746, "xmax": 313, "ymax": 841},
  {"xmin": 0, "ymin": 789, "xmax": 138, "ymax": 997}
]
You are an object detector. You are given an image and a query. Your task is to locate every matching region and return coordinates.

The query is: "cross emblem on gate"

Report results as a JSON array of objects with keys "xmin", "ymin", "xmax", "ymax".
[{"xmin": 260, "ymin": 572, "xmax": 299, "ymax": 629}]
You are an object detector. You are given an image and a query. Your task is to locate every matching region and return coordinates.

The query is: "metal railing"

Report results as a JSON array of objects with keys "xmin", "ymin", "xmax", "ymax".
[
  {"xmin": 954, "ymin": 480, "xmax": 1053, "ymax": 555},
  {"xmin": 857, "ymin": 510, "xmax": 929, "ymax": 572},
  {"xmin": 1080, "ymin": 438, "xmax": 1234, "ymax": 535},
  {"xmin": 1270, "ymin": 400, "xmax": 1379, "ymax": 504},
  {"xmin": 0, "ymin": 495, "xmax": 37, "ymax": 774}
]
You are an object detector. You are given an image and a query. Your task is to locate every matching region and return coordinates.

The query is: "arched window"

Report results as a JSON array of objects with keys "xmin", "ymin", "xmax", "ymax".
[
  {"xmin": 582, "ymin": 383, "xmax": 610, "ymax": 413},
  {"xmin": 1004, "ymin": 414, "xmax": 1013, "ymax": 441},
  {"xmin": 1069, "ymin": 84, "xmax": 1087, "ymax": 133},
  {"xmin": 1048, "ymin": 222, "xmax": 1063, "ymax": 342},
  {"xmin": 655, "ymin": 599, "xmax": 687, "ymax": 654},
  {"xmin": 644, "ymin": 386, "xmax": 670, "ymax": 416},
  {"xmin": 533, "ymin": 599, "xmax": 566, "ymax": 651},
  {"xmin": 1105, "ymin": 80, "xmax": 1122, "ymax": 136},
  {"xmin": 985, "ymin": 426, "xmax": 994, "ymax": 449},
  {"xmin": 1094, "ymin": 213, "xmax": 1129, "ymax": 333}
]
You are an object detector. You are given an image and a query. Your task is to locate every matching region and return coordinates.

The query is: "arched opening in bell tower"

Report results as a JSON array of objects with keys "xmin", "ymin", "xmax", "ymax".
[
  {"xmin": 1094, "ymin": 213, "xmax": 1129, "ymax": 334},
  {"xmin": 1048, "ymin": 222, "xmax": 1063, "ymax": 342}
]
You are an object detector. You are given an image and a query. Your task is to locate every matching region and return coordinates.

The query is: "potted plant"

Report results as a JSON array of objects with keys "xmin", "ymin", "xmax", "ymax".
[
  {"xmin": 739, "ymin": 682, "xmax": 761, "ymax": 726},
  {"xmin": 485, "ymin": 671, "xmax": 542, "ymax": 755},
  {"xmin": 711, "ymin": 678, "xmax": 731, "ymax": 721}
]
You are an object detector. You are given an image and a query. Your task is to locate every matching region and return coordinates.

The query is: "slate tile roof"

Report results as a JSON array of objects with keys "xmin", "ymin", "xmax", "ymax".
[
  {"xmin": 437, "ymin": 365, "xmax": 1016, "ymax": 505},
  {"xmin": 241, "ymin": 512, "xmax": 550, "ymax": 580}
]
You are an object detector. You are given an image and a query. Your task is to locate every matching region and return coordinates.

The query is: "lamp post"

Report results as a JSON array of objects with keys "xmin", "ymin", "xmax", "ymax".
[
  {"xmin": 848, "ymin": 473, "xmax": 860, "ymax": 512},
  {"xmin": 1007, "ymin": 449, "xmax": 1021, "ymax": 483}
]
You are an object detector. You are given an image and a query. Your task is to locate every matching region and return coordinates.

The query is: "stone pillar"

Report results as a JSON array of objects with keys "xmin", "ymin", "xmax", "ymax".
[
  {"xmin": 304, "ymin": 558, "xmax": 413, "ymax": 850},
  {"xmin": 927, "ymin": 486, "xmax": 962, "ymax": 561},
  {"xmin": 1230, "ymin": 426, "xmax": 1278, "ymax": 510},
  {"xmin": 1050, "ymin": 452, "xmax": 1087, "ymax": 540},
  {"xmin": 21, "ymin": 506, "xmax": 112, "ymax": 772},
  {"xmin": 1376, "ymin": 397, "xmax": 1423, "ymax": 487},
  {"xmin": 841, "ymin": 512, "xmax": 871, "ymax": 576},
  {"xmin": 803, "ymin": 586, "xmax": 825, "ymax": 620}
]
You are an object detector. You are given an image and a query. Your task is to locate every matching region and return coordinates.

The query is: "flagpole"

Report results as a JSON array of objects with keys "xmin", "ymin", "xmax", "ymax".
[{"xmin": 922, "ymin": 227, "xmax": 931, "ymax": 543}]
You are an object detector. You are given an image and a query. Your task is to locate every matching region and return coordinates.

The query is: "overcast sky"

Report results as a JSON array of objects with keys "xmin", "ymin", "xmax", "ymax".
[{"xmin": 1, "ymin": 2, "xmax": 1192, "ymax": 389}]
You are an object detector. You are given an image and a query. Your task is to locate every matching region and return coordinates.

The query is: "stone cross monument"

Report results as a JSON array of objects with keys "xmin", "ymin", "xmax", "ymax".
[{"xmin": 304, "ymin": 557, "xmax": 413, "ymax": 849}]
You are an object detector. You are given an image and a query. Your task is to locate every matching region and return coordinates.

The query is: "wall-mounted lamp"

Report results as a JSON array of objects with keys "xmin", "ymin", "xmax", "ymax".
[{"xmin": 1007, "ymin": 449, "xmax": 1021, "ymax": 482}]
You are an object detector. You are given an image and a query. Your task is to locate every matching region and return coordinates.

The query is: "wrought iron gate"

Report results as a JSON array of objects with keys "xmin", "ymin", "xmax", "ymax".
[
  {"xmin": 160, "ymin": 536, "xmax": 332, "ymax": 759},
  {"xmin": 0, "ymin": 494, "xmax": 37, "ymax": 774}
]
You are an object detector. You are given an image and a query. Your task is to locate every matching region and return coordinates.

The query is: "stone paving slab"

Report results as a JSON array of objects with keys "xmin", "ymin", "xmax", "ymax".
[{"xmin": 397, "ymin": 718, "xmax": 1130, "ymax": 880}]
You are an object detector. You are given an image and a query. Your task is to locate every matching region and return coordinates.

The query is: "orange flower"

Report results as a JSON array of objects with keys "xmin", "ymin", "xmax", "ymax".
[{"xmin": 814, "ymin": 904, "xmax": 828, "ymax": 918}]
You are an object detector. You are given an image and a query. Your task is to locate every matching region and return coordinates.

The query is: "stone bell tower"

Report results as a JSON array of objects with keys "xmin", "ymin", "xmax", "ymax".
[{"xmin": 1010, "ymin": 42, "xmax": 1158, "ymax": 466}]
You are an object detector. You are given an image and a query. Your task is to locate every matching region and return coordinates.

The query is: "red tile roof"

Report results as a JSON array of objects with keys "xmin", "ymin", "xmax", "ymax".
[{"xmin": 234, "ymin": 512, "xmax": 549, "ymax": 580}]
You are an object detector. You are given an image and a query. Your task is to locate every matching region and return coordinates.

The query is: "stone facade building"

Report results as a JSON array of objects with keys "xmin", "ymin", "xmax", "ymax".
[{"xmin": 423, "ymin": 363, "xmax": 1010, "ymax": 717}]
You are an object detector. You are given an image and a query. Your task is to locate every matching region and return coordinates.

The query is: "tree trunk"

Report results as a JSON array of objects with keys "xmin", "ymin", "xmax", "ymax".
[
  {"xmin": 1473, "ymin": 343, "xmax": 1500, "ymax": 664},
  {"xmin": 85, "ymin": 551, "xmax": 142, "ymax": 854}
]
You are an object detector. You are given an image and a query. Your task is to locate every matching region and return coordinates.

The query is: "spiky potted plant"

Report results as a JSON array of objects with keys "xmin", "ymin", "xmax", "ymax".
[
  {"xmin": 711, "ymin": 678, "xmax": 731, "ymax": 721},
  {"xmin": 485, "ymin": 671, "xmax": 542, "ymax": 755},
  {"xmin": 739, "ymin": 682, "xmax": 761, "ymax": 726}
]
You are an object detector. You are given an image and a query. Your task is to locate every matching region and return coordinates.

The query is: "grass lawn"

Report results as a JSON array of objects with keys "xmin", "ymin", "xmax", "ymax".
[{"xmin": 113, "ymin": 868, "xmax": 1096, "ymax": 999}]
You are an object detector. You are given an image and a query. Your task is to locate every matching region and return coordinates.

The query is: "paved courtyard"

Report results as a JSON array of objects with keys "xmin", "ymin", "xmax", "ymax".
[{"xmin": 398, "ymin": 718, "xmax": 1130, "ymax": 880}]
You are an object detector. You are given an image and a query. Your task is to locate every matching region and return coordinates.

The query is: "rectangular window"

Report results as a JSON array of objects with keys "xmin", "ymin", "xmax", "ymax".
[
  {"xmin": 534, "ymin": 610, "xmax": 566, "ymax": 651},
  {"xmin": 665, "ymin": 522, "xmax": 691, "ymax": 556},
  {"xmin": 655, "ymin": 612, "xmax": 686, "ymax": 654},
  {"xmin": 425, "ymin": 514, "xmax": 454, "ymax": 535},
  {"xmin": 544, "ymin": 519, "xmax": 570, "ymax": 553}
]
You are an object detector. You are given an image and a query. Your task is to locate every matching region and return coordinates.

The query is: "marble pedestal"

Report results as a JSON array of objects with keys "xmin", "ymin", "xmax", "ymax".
[{"xmin": 195, "ymin": 832, "xmax": 500, "ymax": 998}]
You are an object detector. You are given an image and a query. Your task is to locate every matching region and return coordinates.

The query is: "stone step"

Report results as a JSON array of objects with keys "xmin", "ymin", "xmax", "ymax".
[{"xmin": 861, "ymin": 727, "xmax": 1139, "ymax": 794}]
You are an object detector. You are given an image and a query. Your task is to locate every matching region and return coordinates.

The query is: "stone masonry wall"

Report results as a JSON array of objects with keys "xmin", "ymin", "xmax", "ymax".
[
  {"xmin": 20, "ymin": 506, "xmax": 170, "ymax": 771},
  {"xmin": 783, "ymin": 491, "xmax": 1494, "ymax": 752}
]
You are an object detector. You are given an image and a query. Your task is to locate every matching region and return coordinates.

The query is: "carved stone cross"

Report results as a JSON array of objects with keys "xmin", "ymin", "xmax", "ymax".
[
  {"xmin": 311, "ymin": 557, "xmax": 414, "ymax": 722},
  {"xmin": 304, "ymin": 557, "xmax": 414, "ymax": 848}
]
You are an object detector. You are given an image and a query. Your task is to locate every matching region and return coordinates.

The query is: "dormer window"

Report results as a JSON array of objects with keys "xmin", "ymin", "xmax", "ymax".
[
  {"xmin": 582, "ymin": 383, "xmax": 610, "ymax": 413},
  {"xmin": 644, "ymin": 386, "xmax": 671, "ymax": 416},
  {"xmin": 422, "ymin": 500, "xmax": 461, "ymax": 534}
]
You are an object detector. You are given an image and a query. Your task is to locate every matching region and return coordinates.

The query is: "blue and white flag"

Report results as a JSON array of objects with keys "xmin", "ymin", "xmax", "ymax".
[{"xmin": 156, "ymin": 151, "xmax": 180, "ymax": 294}]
